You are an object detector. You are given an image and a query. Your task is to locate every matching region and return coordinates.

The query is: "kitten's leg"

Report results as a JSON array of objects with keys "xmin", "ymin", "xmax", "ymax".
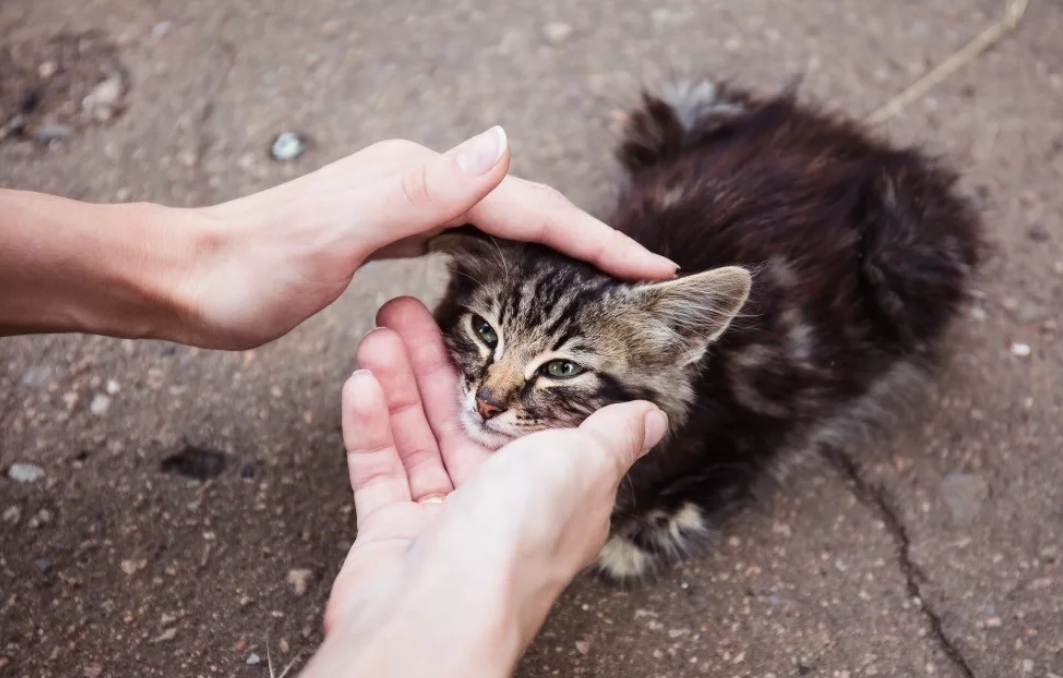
[{"xmin": 594, "ymin": 469, "xmax": 753, "ymax": 582}]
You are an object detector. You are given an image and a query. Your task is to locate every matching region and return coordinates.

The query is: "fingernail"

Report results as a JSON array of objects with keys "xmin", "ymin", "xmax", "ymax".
[
  {"xmin": 350, "ymin": 368, "xmax": 372, "ymax": 379},
  {"xmin": 655, "ymin": 254, "xmax": 680, "ymax": 273},
  {"xmin": 457, "ymin": 126, "xmax": 507, "ymax": 176},
  {"xmin": 642, "ymin": 409, "xmax": 668, "ymax": 453}
]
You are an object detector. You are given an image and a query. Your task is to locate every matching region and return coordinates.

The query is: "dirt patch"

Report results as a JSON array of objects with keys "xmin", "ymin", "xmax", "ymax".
[{"xmin": 0, "ymin": 30, "xmax": 127, "ymax": 144}]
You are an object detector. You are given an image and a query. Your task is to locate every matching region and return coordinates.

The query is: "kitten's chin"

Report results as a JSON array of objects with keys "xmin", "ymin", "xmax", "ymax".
[{"xmin": 459, "ymin": 409, "xmax": 517, "ymax": 450}]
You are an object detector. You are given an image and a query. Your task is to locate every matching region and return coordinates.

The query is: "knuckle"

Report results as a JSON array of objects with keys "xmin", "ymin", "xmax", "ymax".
[
  {"xmin": 400, "ymin": 163, "xmax": 433, "ymax": 211},
  {"xmin": 373, "ymin": 138, "xmax": 426, "ymax": 157}
]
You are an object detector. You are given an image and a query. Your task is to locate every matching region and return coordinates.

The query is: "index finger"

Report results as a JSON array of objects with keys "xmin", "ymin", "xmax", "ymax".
[{"xmin": 465, "ymin": 175, "xmax": 678, "ymax": 281}]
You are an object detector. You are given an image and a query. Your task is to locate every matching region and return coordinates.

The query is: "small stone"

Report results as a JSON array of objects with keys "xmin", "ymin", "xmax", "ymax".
[
  {"xmin": 20, "ymin": 367, "xmax": 50, "ymax": 387},
  {"xmin": 1010, "ymin": 342, "xmax": 1032, "ymax": 358},
  {"xmin": 83, "ymin": 664, "xmax": 103, "ymax": 678},
  {"xmin": 160, "ymin": 612, "xmax": 177, "ymax": 625},
  {"xmin": 1027, "ymin": 225, "xmax": 1050, "ymax": 242},
  {"xmin": 574, "ymin": 639, "xmax": 591, "ymax": 654},
  {"xmin": 270, "ymin": 132, "xmax": 308, "ymax": 161},
  {"xmin": 82, "ymin": 74, "xmax": 125, "ymax": 122},
  {"xmin": 668, "ymin": 628, "xmax": 690, "ymax": 638},
  {"xmin": 35, "ymin": 557, "xmax": 53, "ymax": 573},
  {"xmin": 969, "ymin": 306, "xmax": 987, "ymax": 322},
  {"xmin": 941, "ymin": 472, "xmax": 989, "ymax": 523},
  {"xmin": 321, "ymin": 19, "xmax": 342, "ymax": 38},
  {"xmin": 723, "ymin": 36, "xmax": 743, "ymax": 53},
  {"xmin": 1021, "ymin": 659, "xmax": 1034, "ymax": 672},
  {"xmin": 106, "ymin": 379, "xmax": 121, "ymax": 395},
  {"xmin": 177, "ymin": 149, "xmax": 198, "ymax": 167},
  {"xmin": 279, "ymin": 638, "xmax": 290, "ymax": 653},
  {"xmin": 3, "ymin": 505, "xmax": 21, "ymax": 524},
  {"xmin": 287, "ymin": 568, "xmax": 313, "ymax": 596},
  {"xmin": 32, "ymin": 125, "xmax": 73, "ymax": 141},
  {"xmin": 38, "ymin": 60, "xmax": 59, "ymax": 79},
  {"xmin": 152, "ymin": 21, "xmax": 173, "ymax": 37},
  {"xmin": 8, "ymin": 462, "xmax": 45, "ymax": 483},
  {"xmin": 238, "ymin": 594, "xmax": 254, "ymax": 606},
  {"xmin": 543, "ymin": 22, "xmax": 574, "ymax": 44},
  {"xmin": 90, "ymin": 394, "xmax": 112, "ymax": 416},
  {"xmin": 270, "ymin": 385, "xmax": 283, "ymax": 398},
  {"xmin": 120, "ymin": 559, "xmax": 147, "ymax": 576},
  {"xmin": 151, "ymin": 627, "xmax": 177, "ymax": 643},
  {"xmin": 246, "ymin": 653, "xmax": 261, "ymax": 666},
  {"xmin": 984, "ymin": 616, "xmax": 1003, "ymax": 628}
]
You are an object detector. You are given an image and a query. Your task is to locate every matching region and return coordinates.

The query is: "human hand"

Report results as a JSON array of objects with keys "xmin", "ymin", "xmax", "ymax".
[
  {"xmin": 303, "ymin": 297, "xmax": 667, "ymax": 678},
  {"xmin": 176, "ymin": 128, "xmax": 677, "ymax": 349}
]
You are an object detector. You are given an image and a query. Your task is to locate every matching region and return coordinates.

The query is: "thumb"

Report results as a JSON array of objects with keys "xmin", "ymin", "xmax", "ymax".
[
  {"xmin": 364, "ymin": 126, "xmax": 510, "ymax": 247},
  {"xmin": 577, "ymin": 401, "xmax": 669, "ymax": 482}
]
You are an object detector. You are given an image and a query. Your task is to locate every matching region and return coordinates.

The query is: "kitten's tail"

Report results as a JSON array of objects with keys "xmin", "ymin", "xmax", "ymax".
[
  {"xmin": 856, "ymin": 152, "xmax": 985, "ymax": 351},
  {"xmin": 616, "ymin": 79, "xmax": 750, "ymax": 173}
]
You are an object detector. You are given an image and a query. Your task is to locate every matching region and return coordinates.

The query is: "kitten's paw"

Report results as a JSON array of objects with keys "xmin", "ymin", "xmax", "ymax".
[{"xmin": 594, "ymin": 502, "xmax": 711, "ymax": 583}]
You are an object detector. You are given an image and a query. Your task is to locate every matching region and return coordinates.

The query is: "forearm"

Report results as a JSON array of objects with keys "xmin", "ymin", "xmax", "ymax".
[{"xmin": 0, "ymin": 189, "xmax": 207, "ymax": 343}]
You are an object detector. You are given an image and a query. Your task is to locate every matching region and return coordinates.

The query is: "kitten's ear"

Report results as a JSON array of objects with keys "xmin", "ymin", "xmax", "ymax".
[
  {"xmin": 634, "ymin": 266, "xmax": 752, "ymax": 364},
  {"xmin": 427, "ymin": 224, "xmax": 496, "ymax": 264}
]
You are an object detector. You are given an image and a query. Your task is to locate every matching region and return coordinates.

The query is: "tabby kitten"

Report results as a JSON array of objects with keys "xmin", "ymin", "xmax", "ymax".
[{"xmin": 430, "ymin": 80, "xmax": 983, "ymax": 581}]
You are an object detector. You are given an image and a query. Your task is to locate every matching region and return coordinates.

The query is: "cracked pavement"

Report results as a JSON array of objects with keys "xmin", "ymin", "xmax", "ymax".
[{"xmin": 2, "ymin": 0, "xmax": 1062, "ymax": 676}]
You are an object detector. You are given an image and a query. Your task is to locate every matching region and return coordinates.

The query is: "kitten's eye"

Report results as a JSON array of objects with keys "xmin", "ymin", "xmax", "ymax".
[
  {"xmin": 541, "ymin": 360, "xmax": 585, "ymax": 379},
  {"xmin": 470, "ymin": 314, "xmax": 498, "ymax": 348}
]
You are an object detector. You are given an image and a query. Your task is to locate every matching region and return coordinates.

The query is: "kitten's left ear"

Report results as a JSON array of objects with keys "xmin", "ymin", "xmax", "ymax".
[{"xmin": 634, "ymin": 266, "xmax": 752, "ymax": 363}]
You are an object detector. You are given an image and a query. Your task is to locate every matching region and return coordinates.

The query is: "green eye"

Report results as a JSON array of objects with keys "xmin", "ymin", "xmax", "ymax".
[
  {"xmin": 542, "ymin": 360, "xmax": 585, "ymax": 379},
  {"xmin": 470, "ymin": 314, "xmax": 498, "ymax": 348}
]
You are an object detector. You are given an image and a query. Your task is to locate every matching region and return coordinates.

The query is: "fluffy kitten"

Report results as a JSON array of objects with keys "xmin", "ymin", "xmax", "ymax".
[{"xmin": 430, "ymin": 80, "xmax": 983, "ymax": 581}]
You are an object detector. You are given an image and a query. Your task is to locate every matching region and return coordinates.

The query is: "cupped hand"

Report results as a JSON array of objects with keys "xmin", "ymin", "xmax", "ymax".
[
  {"xmin": 314, "ymin": 297, "xmax": 667, "ymax": 677},
  {"xmin": 179, "ymin": 128, "xmax": 677, "ymax": 349}
]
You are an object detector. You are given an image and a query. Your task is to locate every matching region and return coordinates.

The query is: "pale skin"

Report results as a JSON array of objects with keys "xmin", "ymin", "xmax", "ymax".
[{"xmin": 0, "ymin": 126, "xmax": 673, "ymax": 676}]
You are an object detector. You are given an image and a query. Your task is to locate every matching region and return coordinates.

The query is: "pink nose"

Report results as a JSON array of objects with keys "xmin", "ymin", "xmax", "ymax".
[{"xmin": 475, "ymin": 389, "xmax": 506, "ymax": 420}]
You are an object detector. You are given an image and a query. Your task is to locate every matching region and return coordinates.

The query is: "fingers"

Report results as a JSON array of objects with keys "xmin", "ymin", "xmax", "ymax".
[
  {"xmin": 341, "ymin": 370, "xmax": 412, "ymax": 525},
  {"xmin": 577, "ymin": 401, "xmax": 668, "ymax": 483},
  {"xmin": 357, "ymin": 127, "xmax": 511, "ymax": 250},
  {"xmin": 376, "ymin": 297, "xmax": 492, "ymax": 483},
  {"xmin": 465, "ymin": 176, "xmax": 679, "ymax": 281},
  {"xmin": 356, "ymin": 327, "xmax": 454, "ymax": 500}
]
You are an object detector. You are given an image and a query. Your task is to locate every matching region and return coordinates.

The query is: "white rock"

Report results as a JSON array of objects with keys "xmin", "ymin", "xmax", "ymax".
[
  {"xmin": 1009, "ymin": 342, "xmax": 1031, "ymax": 357},
  {"xmin": 542, "ymin": 22, "xmax": 574, "ymax": 44},
  {"xmin": 271, "ymin": 132, "xmax": 307, "ymax": 161},
  {"xmin": 106, "ymin": 379, "xmax": 121, "ymax": 395},
  {"xmin": 8, "ymin": 462, "xmax": 44, "ymax": 483},
  {"xmin": 82, "ymin": 75, "xmax": 124, "ymax": 122},
  {"xmin": 246, "ymin": 653, "xmax": 262, "ymax": 665},
  {"xmin": 90, "ymin": 394, "xmax": 112, "ymax": 416}
]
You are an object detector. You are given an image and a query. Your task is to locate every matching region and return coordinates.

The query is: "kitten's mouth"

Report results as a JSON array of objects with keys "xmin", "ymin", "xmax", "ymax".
[{"xmin": 459, "ymin": 408, "xmax": 519, "ymax": 450}]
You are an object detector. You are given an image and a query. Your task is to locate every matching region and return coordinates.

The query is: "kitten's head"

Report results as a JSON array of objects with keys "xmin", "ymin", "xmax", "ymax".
[{"xmin": 431, "ymin": 229, "xmax": 751, "ymax": 449}]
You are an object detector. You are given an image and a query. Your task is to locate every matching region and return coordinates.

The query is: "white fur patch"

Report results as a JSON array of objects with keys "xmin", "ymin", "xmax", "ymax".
[{"xmin": 595, "ymin": 535, "xmax": 652, "ymax": 580}]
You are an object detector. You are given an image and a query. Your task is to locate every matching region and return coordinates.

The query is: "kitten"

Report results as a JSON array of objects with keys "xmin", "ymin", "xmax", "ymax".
[{"xmin": 430, "ymin": 80, "xmax": 983, "ymax": 581}]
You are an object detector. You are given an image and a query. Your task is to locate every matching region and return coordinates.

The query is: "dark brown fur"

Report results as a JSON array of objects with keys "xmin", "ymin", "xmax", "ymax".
[{"xmin": 433, "ymin": 80, "xmax": 983, "ymax": 580}]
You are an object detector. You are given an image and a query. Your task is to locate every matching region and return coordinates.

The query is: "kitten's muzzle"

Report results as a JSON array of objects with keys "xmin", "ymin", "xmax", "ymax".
[{"xmin": 475, "ymin": 387, "xmax": 507, "ymax": 420}]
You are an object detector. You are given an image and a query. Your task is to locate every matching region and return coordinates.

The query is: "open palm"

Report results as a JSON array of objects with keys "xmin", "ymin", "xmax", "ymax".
[{"xmin": 325, "ymin": 296, "xmax": 495, "ymax": 629}]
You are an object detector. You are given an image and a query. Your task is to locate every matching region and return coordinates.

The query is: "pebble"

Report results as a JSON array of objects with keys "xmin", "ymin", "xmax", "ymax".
[
  {"xmin": 246, "ymin": 653, "xmax": 261, "ymax": 666},
  {"xmin": 940, "ymin": 472, "xmax": 989, "ymax": 523},
  {"xmin": 574, "ymin": 640, "xmax": 591, "ymax": 655},
  {"xmin": 32, "ymin": 125, "xmax": 74, "ymax": 142},
  {"xmin": 150, "ymin": 628, "xmax": 177, "ymax": 643},
  {"xmin": 152, "ymin": 21, "xmax": 173, "ymax": 38},
  {"xmin": 82, "ymin": 74, "xmax": 125, "ymax": 122},
  {"xmin": 1010, "ymin": 342, "xmax": 1032, "ymax": 358},
  {"xmin": 20, "ymin": 367, "xmax": 51, "ymax": 387},
  {"xmin": 8, "ymin": 462, "xmax": 45, "ymax": 483},
  {"xmin": 287, "ymin": 568, "xmax": 313, "ymax": 596},
  {"xmin": 542, "ymin": 22, "xmax": 574, "ymax": 44},
  {"xmin": 270, "ymin": 132, "xmax": 308, "ymax": 162},
  {"xmin": 1027, "ymin": 224, "xmax": 1050, "ymax": 242},
  {"xmin": 3, "ymin": 505, "xmax": 22, "ymax": 524},
  {"xmin": 90, "ymin": 394, "xmax": 112, "ymax": 416},
  {"xmin": 106, "ymin": 379, "xmax": 121, "ymax": 395},
  {"xmin": 38, "ymin": 60, "xmax": 59, "ymax": 79},
  {"xmin": 120, "ymin": 559, "xmax": 147, "ymax": 576}
]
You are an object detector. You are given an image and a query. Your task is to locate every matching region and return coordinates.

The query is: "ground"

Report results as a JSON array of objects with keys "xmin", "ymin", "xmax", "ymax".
[{"xmin": 1, "ymin": 0, "xmax": 1061, "ymax": 676}]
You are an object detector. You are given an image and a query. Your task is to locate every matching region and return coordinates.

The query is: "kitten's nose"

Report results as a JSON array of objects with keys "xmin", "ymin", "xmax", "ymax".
[{"xmin": 475, "ymin": 388, "xmax": 506, "ymax": 420}]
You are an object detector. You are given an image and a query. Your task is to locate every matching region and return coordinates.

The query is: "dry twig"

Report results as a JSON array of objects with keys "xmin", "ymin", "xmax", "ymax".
[{"xmin": 865, "ymin": 0, "xmax": 1030, "ymax": 125}]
